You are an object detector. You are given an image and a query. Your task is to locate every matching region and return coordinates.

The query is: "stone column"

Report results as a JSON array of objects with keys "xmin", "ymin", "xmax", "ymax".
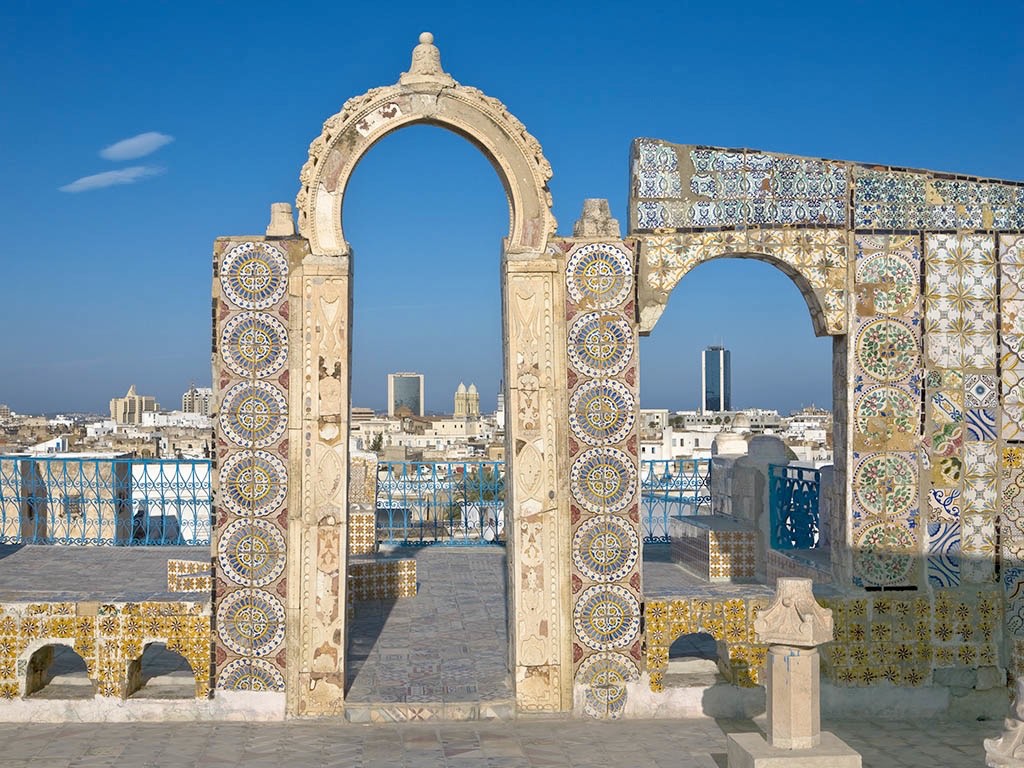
[
  {"xmin": 286, "ymin": 253, "xmax": 350, "ymax": 716},
  {"xmin": 727, "ymin": 577, "xmax": 860, "ymax": 767},
  {"xmin": 502, "ymin": 254, "xmax": 571, "ymax": 712}
]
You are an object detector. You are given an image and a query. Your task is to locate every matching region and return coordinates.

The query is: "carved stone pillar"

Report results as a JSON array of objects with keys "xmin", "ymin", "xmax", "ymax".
[
  {"xmin": 502, "ymin": 255, "xmax": 571, "ymax": 712},
  {"xmin": 286, "ymin": 254, "xmax": 350, "ymax": 716}
]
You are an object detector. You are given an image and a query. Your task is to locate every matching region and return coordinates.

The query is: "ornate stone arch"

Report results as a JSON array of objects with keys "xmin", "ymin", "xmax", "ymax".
[
  {"xmin": 295, "ymin": 33, "xmax": 556, "ymax": 257},
  {"xmin": 637, "ymin": 229, "xmax": 849, "ymax": 336}
]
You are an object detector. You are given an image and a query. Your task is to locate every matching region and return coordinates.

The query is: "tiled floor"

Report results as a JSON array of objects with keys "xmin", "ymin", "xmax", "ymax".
[
  {"xmin": 0, "ymin": 715, "xmax": 1002, "ymax": 767},
  {"xmin": 346, "ymin": 547, "xmax": 513, "ymax": 718},
  {"xmin": 0, "ymin": 544, "xmax": 203, "ymax": 601}
]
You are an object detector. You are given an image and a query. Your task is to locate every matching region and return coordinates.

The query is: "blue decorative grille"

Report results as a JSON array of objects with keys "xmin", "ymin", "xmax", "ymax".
[
  {"xmin": 0, "ymin": 456, "xmax": 211, "ymax": 546},
  {"xmin": 768, "ymin": 463, "xmax": 820, "ymax": 550},
  {"xmin": 376, "ymin": 461, "xmax": 505, "ymax": 546},
  {"xmin": 640, "ymin": 458, "xmax": 711, "ymax": 542}
]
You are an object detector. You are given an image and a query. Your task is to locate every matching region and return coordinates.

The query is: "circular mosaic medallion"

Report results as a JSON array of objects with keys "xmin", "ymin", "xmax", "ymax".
[
  {"xmin": 220, "ymin": 312, "xmax": 288, "ymax": 379},
  {"xmin": 855, "ymin": 318, "xmax": 919, "ymax": 383},
  {"xmin": 566, "ymin": 243, "xmax": 633, "ymax": 310},
  {"xmin": 573, "ymin": 585, "xmax": 641, "ymax": 651},
  {"xmin": 219, "ymin": 381, "xmax": 287, "ymax": 449},
  {"xmin": 577, "ymin": 651, "xmax": 639, "ymax": 718},
  {"xmin": 854, "ymin": 386, "xmax": 918, "ymax": 442},
  {"xmin": 217, "ymin": 657, "xmax": 285, "ymax": 692},
  {"xmin": 217, "ymin": 588, "xmax": 286, "ymax": 657},
  {"xmin": 570, "ymin": 448, "xmax": 637, "ymax": 515},
  {"xmin": 572, "ymin": 517, "xmax": 640, "ymax": 582},
  {"xmin": 217, "ymin": 518, "xmax": 287, "ymax": 587},
  {"xmin": 852, "ymin": 452, "xmax": 917, "ymax": 518},
  {"xmin": 569, "ymin": 380, "xmax": 636, "ymax": 446},
  {"xmin": 219, "ymin": 450, "xmax": 287, "ymax": 517},
  {"xmin": 567, "ymin": 312, "xmax": 633, "ymax": 377},
  {"xmin": 854, "ymin": 523, "xmax": 917, "ymax": 587},
  {"xmin": 220, "ymin": 241, "xmax": 288, "ymax": 310},
  {"xmin": 856, "ymin": 252, "xmax": 918, "ymax": 315}
]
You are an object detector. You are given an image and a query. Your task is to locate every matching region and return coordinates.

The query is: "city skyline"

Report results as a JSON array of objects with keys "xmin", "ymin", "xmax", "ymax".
[{"xmin": 2, "ymin": 2, "xmax": 1019, "ymax": 416}]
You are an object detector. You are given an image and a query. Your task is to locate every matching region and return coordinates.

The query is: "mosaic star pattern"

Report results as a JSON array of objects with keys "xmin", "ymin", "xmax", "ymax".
[
  {"xmin": 213, "ymin": 239, "xmax": 293, "ymax": 693},
  {"xmin": 924, "ymin": 234, "xmax": 999, "ymax": 587},
  {"xmin": 564, "ymin": 241, "xmax": 641, "ymax": 719}
]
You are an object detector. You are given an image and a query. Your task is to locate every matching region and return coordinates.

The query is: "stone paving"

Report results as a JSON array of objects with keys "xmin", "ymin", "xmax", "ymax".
[
  {"xmin": 0, "ymin": 544, "xmax": 202, "ymax": 601},
  {"xmin": 346, "ymin": 547, "xmax": 513, "ymax": 720},
  {"xmin": 0, "ymin": 715, "xmax": 1002, "ymax": 767}
]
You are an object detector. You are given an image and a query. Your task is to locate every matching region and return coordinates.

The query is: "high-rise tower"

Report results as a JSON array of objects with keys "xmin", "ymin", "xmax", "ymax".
[{"xmin": 701, "ymin": 346, "xmax": 731, "ymax": 413}]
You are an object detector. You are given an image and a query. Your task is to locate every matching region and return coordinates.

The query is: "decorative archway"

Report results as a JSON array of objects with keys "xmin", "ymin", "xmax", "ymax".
[
  {"xmin": 296, "ymin": 33, "xmax": 555, "ymax": 258},
  {"xmin": 260, "ymin": 33, "xmax": 572, "ymax": 716}
]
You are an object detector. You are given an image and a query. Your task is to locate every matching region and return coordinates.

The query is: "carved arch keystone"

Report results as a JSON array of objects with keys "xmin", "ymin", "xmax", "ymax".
[{"xmin": 296, "ymin": 33, "xmax": 556, "ymax": 257}]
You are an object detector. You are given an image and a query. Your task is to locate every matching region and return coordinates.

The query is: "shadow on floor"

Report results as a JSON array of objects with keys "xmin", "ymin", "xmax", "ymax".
[{"xmin": 345, "ymin": 546, "xmax": 513, "ymax": 708}]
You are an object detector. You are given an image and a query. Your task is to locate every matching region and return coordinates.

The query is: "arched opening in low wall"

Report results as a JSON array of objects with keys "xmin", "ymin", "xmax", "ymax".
[{"xmin": 24, "ymin": 643, "xmax": 95, "ymax": 699}]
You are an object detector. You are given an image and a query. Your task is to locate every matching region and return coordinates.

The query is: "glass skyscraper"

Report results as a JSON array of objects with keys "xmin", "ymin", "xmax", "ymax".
[
  {"xmin": 701, "ymin": 346, "xmax": 731, "ymax": 412},
  {"xmin": 388, "ymin": 372, "xmax": 425, "ymax": 417}
]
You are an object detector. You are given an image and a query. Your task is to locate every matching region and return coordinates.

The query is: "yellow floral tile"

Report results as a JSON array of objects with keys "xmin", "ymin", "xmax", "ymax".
[
  {"xmin": 958, "ymin": 644, "xmax": 977, "ymax": 666},
  {"xmin": 649, "ymin": 671, "xmax": 664, "ymax": 693},
  {"xmin": 871, "ymin": 622, "xmax": 892, "ymax": 643},
  {"xmin": 902, "ymin": 667, "xmax": 927, "ymax": 686}
]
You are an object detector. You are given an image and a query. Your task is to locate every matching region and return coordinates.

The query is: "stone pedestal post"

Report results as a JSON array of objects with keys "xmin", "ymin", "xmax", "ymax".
[
  {"xmin": 727, "ymin": 577, "xmax": 860, "ymax": 767},
  {"xmin": 766, "ymin": 645, "xmax": 820, "ymax": 748}
]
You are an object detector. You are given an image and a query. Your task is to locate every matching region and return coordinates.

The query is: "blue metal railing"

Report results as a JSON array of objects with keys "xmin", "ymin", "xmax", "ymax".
[
  {"xmin": 0, "ymin": 456, "xmax": 211, "ymax": 546},
  {"xmin": 640, "ymin": 458, "xmax": 712, "ymax": 542},
  {"xmin": 769, "ymin": 463, "xmax": 820, "ymax": 550},
  {"xmin": 376, "ymin": 461, "xmax": 505, "ymax": 546}
]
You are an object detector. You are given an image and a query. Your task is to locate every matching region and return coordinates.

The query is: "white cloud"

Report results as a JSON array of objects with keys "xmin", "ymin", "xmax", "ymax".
[
  {"xmin": 59, "ymin": 166, "xmax": 165, "ymax": 193},
  {"xmin": 99, "ymin": 131, "xmax": 174, "ymax": 161}
]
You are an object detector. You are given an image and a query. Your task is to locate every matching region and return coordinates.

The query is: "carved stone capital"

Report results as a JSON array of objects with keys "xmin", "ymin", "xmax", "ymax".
[{"xmin": 754, "ymin": 577, "xmax": 833, "ymax": 647}]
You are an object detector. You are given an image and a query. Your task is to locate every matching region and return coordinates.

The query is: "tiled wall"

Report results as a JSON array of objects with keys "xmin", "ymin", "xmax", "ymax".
[
  {"xmin": 212, "ymin": 238, "xmax": 298, "ymax": 694},
  {"xmin": 923, "ymin": 234, "xmax": 999, "ymax": 588},
  {"xmin": 850, "ymin": 235, "xmax": 923, "ymax": 588},
  {"xmin": 347, "ymin": 560, "xmax": 416, "ymax": 601},
  {"xmin": 0, "ymin": 601, "xmax": 210, "ymax": 700},
  {"xmin": 645, "ymin": 589, "xmax": 1002, "ymax": 692},
  {"xmin": 669, "ymin": 517, "xmax": 756, "ymax": 582},
  {"xmin": 562, "ymin": 240, "xmax": 643, "ymax": 719}
]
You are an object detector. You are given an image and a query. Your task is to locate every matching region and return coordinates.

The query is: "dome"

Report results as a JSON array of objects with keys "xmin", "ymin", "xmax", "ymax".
[
  {"xmin": 456, "ymin": 382, "xmax": 466, "ymax": 393},
  {"xmin": 467, "ymin": 383, "xmax": 477, "ymax": 394}
]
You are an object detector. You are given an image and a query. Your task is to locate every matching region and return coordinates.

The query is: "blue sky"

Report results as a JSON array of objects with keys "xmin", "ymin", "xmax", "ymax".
[{"xmin": 1, "ymin": 1, "xmax": 1021, "ymax": 415}]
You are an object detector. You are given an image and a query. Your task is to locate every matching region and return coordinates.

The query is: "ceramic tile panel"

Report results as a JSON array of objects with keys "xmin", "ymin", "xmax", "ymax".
[
  {"xmin": 854, "ymin": 168, "xmax": 1024, "ymax": 231},
  {"xmin": 167, "ymin": 559, "xmax": 212, "ymax": 593},
  {"xmin": 563, "ymin": 240, "xmax": 641, "ymax": 719},
  {"xmin": 347, "ymin": 559, "xmax": 416, "ymax": 601},
  {"xmin": 630, "ymin": 141, "xmax": 847, "ymax": 230},
  {"xmin": 349, "ymin": 510, "xmax": 377, "ymax": 555},
  {"xmin": 923, "ymin": 234, "xmax": 998, "ymax": 586},
  {"xmin": 1002, "ymin": 235, "xmax": 1024, "ymax": 441},
  {"xmin": 212, "ymin": 238, "xmax": 297, "ymax": 694},
  {"xmin": 850, "ymin": 235, "xmax": 923, "ymax": 588}
]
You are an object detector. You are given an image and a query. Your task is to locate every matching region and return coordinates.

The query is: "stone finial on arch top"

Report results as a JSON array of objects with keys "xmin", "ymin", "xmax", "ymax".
[
  {"xmin": 400, "ymin": 32, "xmax": 455, "ymax": 87},
  {"xmin": 753, "ymin": 577, "xmax": 834, "ymax": 647},
  {"xmin": 295, "ymin": 32, "xmax": 556, "ymax": 257}
]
